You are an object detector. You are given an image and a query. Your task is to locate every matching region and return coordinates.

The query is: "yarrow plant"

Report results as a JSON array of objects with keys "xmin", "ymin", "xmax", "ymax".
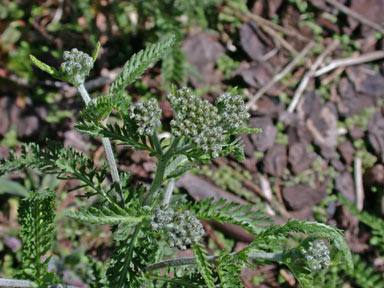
[{"xmin": 0, "ymin": 35, "xmax": 353, "ymax": 288}]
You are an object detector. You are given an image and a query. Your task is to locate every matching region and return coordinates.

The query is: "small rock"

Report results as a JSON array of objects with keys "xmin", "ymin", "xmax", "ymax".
[
  {"xmin": 335, "ymin": 172, "xmax": 356, "ymax": 203},
  {"xmin": 349, "ymin": 126, "xmax": 365, "ymax": 139},
  {"xmin": 240, "ymin": 134, "xmax": 255, "ymax": 157},
  {"xmin": 249, "ymin": 117, "xmax": 276, "ymax": 152},
  {"xmin": 331, "ymin": 158, "xmax": 345, "ymax": 172},
  {"xmin": 17, "ymin": 115, "xmax": 39, "ymax": 138},
  {"xmin": 367, "ymin": 111, "xmax": 384, "ymax": 162},
  {"xmin": 235, "ymin": 62, "xmax": 274, "ymax": 89},
  {"xmin": 363, "ymin": 164, "xmax": 384, "ymax": 188},
  {"xmin": 282, "ymin": 184, "xmax": 327, "ymax": 210},
  {"xmin": 346, "ymin": 65, "xmax": 384, "ymax": 98},
  {"xmin": 338, "ymin": 141, "xmax": 355, "ymax": 165},
  {"xmin": 263, "ymin": 144, "xmax": 287, "ymax": 177},
  {"xmin": 288, "ymin": 142, "xmax": 315, "ymax": 174},
  {"xmin": 183, "ymin": 32, "xmax": 224, "ymax": 88},
  {"xmin": 240, "ymin": 23, "xmax": 271, "ymax": 61}
]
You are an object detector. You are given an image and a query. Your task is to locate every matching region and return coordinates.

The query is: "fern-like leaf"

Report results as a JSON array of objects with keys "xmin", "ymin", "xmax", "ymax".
[
  {"xmin": 216, "ymin": 249, "xmax": 246, "ymax": 288},
  {"xmin": 161, "ymin": 44, "xmax": 188, "ymax": 90},
  {"xmin": 0, "ymin": 141, "xmax": 110, "ymax": 200},
  {"xmin": 109, "ymin": 34, "xmax": 176, "ymax": 97},
  {"xmin": 106, "ymin": 226, "xmax": 158, "ymax": 288},
  {"xmin": 187, "ymin": 198, "xmax": 270, "ymax": 235},
  {"xmin": 241, "ymin": 220, "xmax": 353, "ymax": 288},
  {"xmin": 192, "ymin": 244, "xmax": 215, "ymax": 288},
  {"xmin": 17, "ymin": 190, "xmax": 58, "ymax": 286},
  {"xmin": 340, "ymin": 195, "xmax": 384, "ymax": 252},
  {"xmin": 67, "ymin": 206, "xmax": 146, "ymax": 225}
]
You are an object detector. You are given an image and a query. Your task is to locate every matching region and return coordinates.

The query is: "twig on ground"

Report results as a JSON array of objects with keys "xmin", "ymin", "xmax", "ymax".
[
  {"xmin": 246, "ymin": 41, "xmax": 315, "ymax": 110},
  {"xmin": 213, "ymin": 159, "xmax": 290, "ymax": 218},
  {"xmin": 258, "ymin": 23, "xmax": 299, "ymax": 56},
  {"xmin": 229, "ymin": 7, "xmax": 310, "ymax": 42},
  {"xmin": 320, "ymin": 66, "xmax": 346, "ymax": 86},
  {"xmin": 287, "ymin": 39, "xmax": 339, "ymax": 113},
  {"xmin": 322, "ymin": 0, "xmax": 384, "ymax": 35},
  {"xmin": 314, "ymin": 50, "xmax": 384, "ymax": 77},
  {"xmin": 354, "ymin": 157, "xmax": 364, "ymax": 211},
  {"xmin": 229, "ymin": 8, "xmax": 300, "ymax": 57},
  {"xmin": 279, "ymin": 270, "xmax": 296, "ymax": 286},
  {"xmin": 259, "ymin": 174, "xmax": 276, "ymax": 216}
]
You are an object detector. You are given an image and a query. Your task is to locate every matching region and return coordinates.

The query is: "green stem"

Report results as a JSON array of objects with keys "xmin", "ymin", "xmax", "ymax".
[
  {"xmin": 144, "ymin": 273, "xmax": 200, "ymax": 288},
  {"xmin": 147, "ymin": 252, "xmax": 283, "ymax": 271},
  {"xmin": 144, "ymin": 138, "xmax": 180, "ymax": 205},
  {"xmin": 77, "ymin": 84, "xmax": 123, "ymax": 205},
  {"xmin": 118, "ymin": 223, "xmax": 142, "ymax": 286},
  {"xmin": 162, "ymin": 180, "xmax": 175, "ymax": 206},
  {"xmin": 150, "ymin": 131, "xmax": 163, "ymax": 157}
]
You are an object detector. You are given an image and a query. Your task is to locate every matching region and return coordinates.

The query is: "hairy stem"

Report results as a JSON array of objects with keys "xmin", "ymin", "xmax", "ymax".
[
  {"xmin": 144, "ymin": 273, "xmax": 200, "ymax": 288},
  {"xmin": 144, "ymin": 138, "xmax": 180, "ymax": 205},
  {"xmin": 77, "ymin": 84, "xmax": 123, "ymax": 204},
  {"xmin": 0, "ymin": 278, "xmax": 79, "ymax": 288},
  {"xmin": 147, "ymin": 251, "xmax": 283, "ymax": 271},
  {"xmin": 162, "ymin": 180, "xmax": 175, "ymax": 206}
]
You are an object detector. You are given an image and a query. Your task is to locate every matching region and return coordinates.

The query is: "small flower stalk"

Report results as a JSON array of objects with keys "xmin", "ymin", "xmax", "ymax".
[
  {"xmin": 151, "ymin": 208, "xmax": 205, "ymax": 250},
  {"xmin": 300, "ymin": 240, "xmax": 331, "ymax": 271}
]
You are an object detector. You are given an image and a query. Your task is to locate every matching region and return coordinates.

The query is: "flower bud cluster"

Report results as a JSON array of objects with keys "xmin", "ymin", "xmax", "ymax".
[
  {"xmin": 215, "ymin": 92, "xmax": 249, "ymax": 130},
  {"xmin": 129, "ymin": 99, "xmax": 162, "ymax": 136},
  {"xmin": 167, "ymin": 88, "xmax": 224, "ymax": 158},
  {"xmin": 300, "ymin": 240, "xmax": 330, "ymax": 271},
  {"xmin": 60, "ymin": 48, "xmax": 94, "ymax": 86},
  {"xmin": 151, "ymin": 208, "xmax": 205, "ymax": 250}
]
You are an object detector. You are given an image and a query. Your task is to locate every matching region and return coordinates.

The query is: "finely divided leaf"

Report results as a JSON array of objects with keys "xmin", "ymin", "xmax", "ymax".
[
  {"xmin": 109, "ymin": 35, "xmax": 176, "ymax": 97},
  {"xmin": 67, "ymin": 206, "xmax": 146, "ymax": 226},
  {"xmin": 192, "ymin": 244, "xmax": 215, "ymax": 288},
  {"xmin": 30, "ymin": 55, "xmax": 58, "ymax": 76},
  {"xmin": 188, "ymin": 198, "xmax": 270, "ymax": 235},
  {"xmin": 17, "ymin": 190, "xmax": 58, "ymax": 286}
]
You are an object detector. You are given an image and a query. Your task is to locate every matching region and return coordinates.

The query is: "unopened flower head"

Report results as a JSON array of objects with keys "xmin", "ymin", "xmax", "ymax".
[
  {"xmin": 60, "ymin": 48, "xmax": 94, "ymax": 86},
  {"xmin": 151, "ymin": 208, "xmax": 205, "ymax": 250},
  {"xmin": 129, "ymin": 98, "xmax": 162, "ymax": 136},
  {"xmin": 216, "ymin": 92, "xmax": 249, "ymax": 131},
  {"xmin": 300, "ymin": 240, "xmax": 330, "ymax": 271},
  {"xmin": 167, "ymin": 88, "xmax": 224, "ymax": 158}
]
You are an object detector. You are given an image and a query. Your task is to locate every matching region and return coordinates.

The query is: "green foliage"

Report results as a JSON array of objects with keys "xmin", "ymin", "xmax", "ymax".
[
  {"xmin": 187, "ymin": 197, "xmax": 270, "ymax": 235},
  {"xmin": 17, "ymin": 190, "xmax": 58, "ymax": 286},
  {"xmin": 346, "ymin": 254, "xmax": 384, "ymax": 288},
  {"xmin": 0, "ymin": 34, "xmax": 354, "ymax": 287},
  {"xmin": 161, "ymin": 44, "xmax": 189, "ymax": 89},
  {"xmin": 106, "ymin": 226, "xmax": 158, "ymax": 288},
  {"xmin": 0, "ymin": 141, "xmax": 110, "ymax": 200},
  {"xmin": 313, "ymin": 253, "xmax": 384, "ymax": 288},
  {"xmin": 67, "ymin": 206, "xmax": 147, "ymax": 226},
  {"xmin": 340, "ymin": 195, "xmax": 384, "ymax": 252},
  {"xmin": 241, "ymin": 220, "xmax": 353, "ymax": 288},
  {"xmin": 216, "ymin": 249, "xmax": 248, "ymax": 288},
  {"xmin": 192, "ymin": 244, "xmax": 215, "ymax": 288},
  {"xmin": 0, "ymin": 178, "xmax": 29, "ymax": 197},
  {"xmin": 109, "ymin": 35, "xmax": 176, "ymax": 97}
]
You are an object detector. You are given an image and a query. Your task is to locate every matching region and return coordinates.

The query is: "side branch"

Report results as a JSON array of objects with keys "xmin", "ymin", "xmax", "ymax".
[
  {"xmin": 147, "ymin": 251, "xmax": 282, "ymax": 271},
  {"xmin": 77, "ymin": 84, "xmax": 123, "ymax": 203},
  {"xmin": 0, "ymin": 278, "xmax": 79, "ymax": 288}
]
